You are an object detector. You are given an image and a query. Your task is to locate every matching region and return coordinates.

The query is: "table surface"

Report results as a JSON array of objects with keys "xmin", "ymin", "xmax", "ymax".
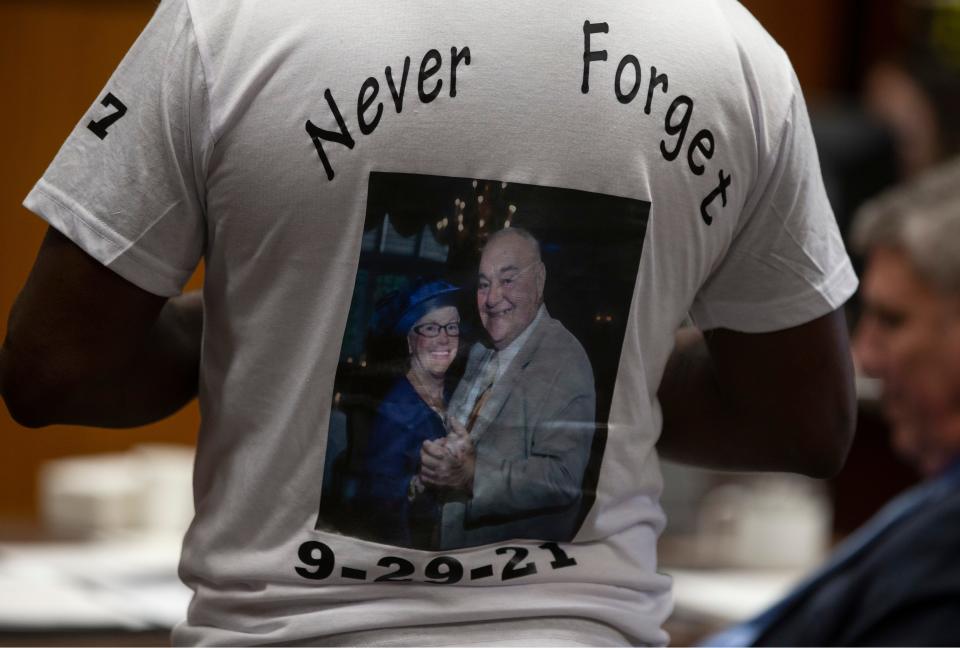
[{"xmin": 0, "ymin": 533, "xmax": 190, "ymax": 640}]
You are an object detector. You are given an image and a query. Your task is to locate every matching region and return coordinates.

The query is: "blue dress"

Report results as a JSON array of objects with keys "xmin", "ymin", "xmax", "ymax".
[{"xmin": 359, "ymin": 376, "xmax": 446, "ymax": 548}]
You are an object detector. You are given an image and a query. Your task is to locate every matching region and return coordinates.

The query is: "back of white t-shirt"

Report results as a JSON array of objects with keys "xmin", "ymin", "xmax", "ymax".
[{"xmin": 24, "ymin": 0, "xmax": 856, "ymax": 644}]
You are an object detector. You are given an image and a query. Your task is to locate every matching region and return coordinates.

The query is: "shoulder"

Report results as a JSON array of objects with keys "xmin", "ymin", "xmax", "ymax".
[
  {"xmin": 539, "ymin": 315, "xmax": 588, "ymax": 356},
  {"xmin": 528, "ymin": 315, "xmax": 593, "ymax": 383},
  {"xmin": 377, "ymin": 377, "xmax": 431, "ymax": 425},
  {"xmin": 840, "ymin": 492, "xmax": 960, "ymax": 645},
  {"xmin": 711, "ymin": 0, "xmax": 796, "ymax": 90},
  {"xmin": 891, "ymin": 484, "xmax": 960, "ymax": 544},
  {"xmin": 382, "ymin": 375, "xmax": 416, "ymax": 401},
  {"xmin": 466, "ymin": 340, "xmax": 490, "ymax": 363},
  {"xmin": 710, "ymin": 0, "xmax": 802, "ymax": 165},
  {"xmin": 859, "ymin": 490, "xmax": 960, "ymax": 606},
  {"xmin": 876, "ymin": 488, "xmax": 960, "ymax": 566},
  {"xmin": 459, "ymin": 340, "xmax": 491, "ymax": 376}
]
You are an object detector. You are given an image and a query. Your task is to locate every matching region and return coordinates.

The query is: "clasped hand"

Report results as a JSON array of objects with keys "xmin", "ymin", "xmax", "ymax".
[{"xmin": 419, "ymin": 418, "xmax": 475, "ymax": 493}]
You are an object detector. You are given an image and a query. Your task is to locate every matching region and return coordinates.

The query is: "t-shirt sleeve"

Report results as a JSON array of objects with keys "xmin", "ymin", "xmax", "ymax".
[
  {"xmin": 688, "ymin": 72, "xmax": 858, "ymax": 333},
  {"xmin": 22, "ymin": 0, "xmax": 210, "ymax": 297}
]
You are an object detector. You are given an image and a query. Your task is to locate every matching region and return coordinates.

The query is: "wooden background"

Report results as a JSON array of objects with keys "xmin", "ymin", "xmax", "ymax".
[
  {"xmin": 0, "ymin": 1, "xmax": 201, "ymax": 525},
  {"xmin": 0, "ymin": 0, "xmax": 881, "ymax": 523}
]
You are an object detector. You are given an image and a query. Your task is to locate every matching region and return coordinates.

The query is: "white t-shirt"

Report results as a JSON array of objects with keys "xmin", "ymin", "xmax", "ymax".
[{"xmin": 24, "ymin": 0, "xmax": 857, "ymax": 645}]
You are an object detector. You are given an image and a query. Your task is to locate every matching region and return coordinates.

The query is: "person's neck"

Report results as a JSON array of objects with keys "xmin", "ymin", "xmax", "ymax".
[{"xmin": 408, "ymin": 365, "xmax": 444, "ymax": 406}]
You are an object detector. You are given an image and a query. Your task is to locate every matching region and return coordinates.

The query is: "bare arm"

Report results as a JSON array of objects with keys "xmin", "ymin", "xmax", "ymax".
[
  {"xmin": 657, "ymin": 309, "xmax": 856, "ymax": 478},
  {"xmin": 1, "ymin": 227, "xmax": 202, "ymax": 428}
]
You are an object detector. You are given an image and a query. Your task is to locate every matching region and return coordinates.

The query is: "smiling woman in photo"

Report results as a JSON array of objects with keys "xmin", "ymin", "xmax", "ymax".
[{"xmin": 356, "ymin": 280, "xmax": 461, "ymax": 548}]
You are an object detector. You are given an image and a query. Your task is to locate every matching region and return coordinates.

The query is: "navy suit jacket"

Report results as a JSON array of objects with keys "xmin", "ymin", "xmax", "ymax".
[{"xmin": 756, "ymin": 478, "xmax": 960, "ymax": 646}]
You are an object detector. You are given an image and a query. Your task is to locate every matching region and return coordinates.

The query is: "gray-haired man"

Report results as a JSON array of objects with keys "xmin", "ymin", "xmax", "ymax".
[
  {"xmin": 419, "ymin": 227, "xmax": 596, "ymax": 550},
  {"xmin": 707, "ymin": 158, "xmax": 960, "ymax": 647}
]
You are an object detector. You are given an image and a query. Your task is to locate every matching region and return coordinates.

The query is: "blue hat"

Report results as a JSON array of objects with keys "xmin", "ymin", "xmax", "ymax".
[{"xmin": 374, "ymin": 280, "xmax": 460, "ymax": 336}]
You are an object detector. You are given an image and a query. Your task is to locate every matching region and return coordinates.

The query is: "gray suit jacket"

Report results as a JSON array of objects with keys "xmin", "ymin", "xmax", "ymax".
[{"xmin": 440, "ymin": 310, "xmax": 596, "ymax": 549}]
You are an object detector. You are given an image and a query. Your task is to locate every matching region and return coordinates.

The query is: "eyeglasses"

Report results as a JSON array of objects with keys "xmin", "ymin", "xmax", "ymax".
[{"xmin": 412, "ymin": 321, "xmax": 461, "ymax": 338}]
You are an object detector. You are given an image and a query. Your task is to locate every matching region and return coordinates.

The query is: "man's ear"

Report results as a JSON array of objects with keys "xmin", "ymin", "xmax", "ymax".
[{"xmin": 536, "ymin": 261, "xmax": 546, "ymax": 300}]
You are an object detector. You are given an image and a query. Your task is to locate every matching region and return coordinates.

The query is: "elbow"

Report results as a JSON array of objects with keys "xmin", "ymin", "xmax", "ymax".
[
  {"xmin": 0, "ymin": 344, "xmax": 61, "ymax": 428},
  {"xmin": 791, "ymin": 329, "xmax": 859, "ymax": 479},
  {"xmin": 3, "ymin": 398, "xmax": 50, "ymax": 429},
  {"xmin": 794, "ymin": 388, "xmax": 857, "ymax": 480},
  {"xmin": 799, "ymin": 422, "xmax": 854, "ymax": 479},
  {"xmin": 1, "ymin": 376, "xmax": 56, "ymax": 429},
  {"xmin": 2, "ymin": 384, "xmax": 50, "ymax": 429}
]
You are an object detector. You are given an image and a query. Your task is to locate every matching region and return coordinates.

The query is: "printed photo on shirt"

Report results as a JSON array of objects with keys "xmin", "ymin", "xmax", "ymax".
[{"xmin": 315, "ymin": 172, "xmax": 649, "ymax": 550}]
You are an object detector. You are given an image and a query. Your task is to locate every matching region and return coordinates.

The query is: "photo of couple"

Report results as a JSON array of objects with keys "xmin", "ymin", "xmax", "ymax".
[{"xmin": 316, "ymin": 173, "xmax": 649, "ymax": 550}]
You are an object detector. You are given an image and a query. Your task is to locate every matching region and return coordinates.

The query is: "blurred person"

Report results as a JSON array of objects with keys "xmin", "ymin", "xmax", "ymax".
[
  {"xmin": 354, "ymin": 280, "xmax": 461, "ymax": 549},
  {"xmin": 705, "ymin": 158, "xmax": 960, "ymax": 647},
  {"xmin": 855, "ymin": 168, "xmax": 960, "ymax": 475},
  {"xmin": 864, "ymin": 60, "xmax": 945, "ymax": 180},
  {"xmin": 0, "ymin": 0, "xmax": 859, "ymax": 644},
  {"xmin": 418, "ymin": 228, "xmax": 596, "ymax": 550},
  {"xmin": 863, "ymin": 5, "xmax": 960, "ymax": 180}
]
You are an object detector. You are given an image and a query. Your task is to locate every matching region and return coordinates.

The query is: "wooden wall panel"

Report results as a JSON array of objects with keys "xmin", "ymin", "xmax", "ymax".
[
  {"xmin": 741, "ymin": 0, "xmax": 846, "ymax": 100},
  {"xmin": 0, "ymin": 1, "xmax": 199, "ymax": 524}
]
